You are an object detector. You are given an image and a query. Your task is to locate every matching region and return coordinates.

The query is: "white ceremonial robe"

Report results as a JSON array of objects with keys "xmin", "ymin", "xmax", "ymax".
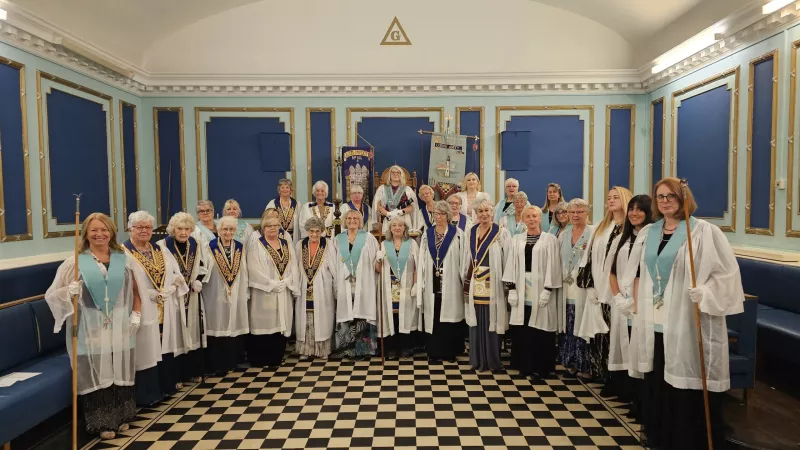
[
  {"xmin": 493, "ymin": 198, "xmax": 515, "ymax": 225},
  {"xmin": 622, "ymin": 234, "xmax": 649, "ymax": 378},
  {"xmin": 127, "ymin": 245, "xmax": 190, "ymax": 370},
  {"xmin": 498, "ymin": 209, "xmax": 529, "ymax": 236},
  {"xmin": 411, "ymin": 205, "xmax": 436, "ymax": 235},
  {"xmin": 339, "ymin": 202, "xmax": 373, "ymax": 232},
  {"xmin": 333, "ymin": 232, "xmax": 379, "ymax": 324},
  {"xmin": 203, "ymin": 241, "xmax": 250, "ymax": 337},
  {"xmin": 234, "ymin": 219, "xmax": 258, "ymax": 249},
  {"xmin": 377, "ymin": 240, "xmax": 421, "ymax": 337},
  {"xmin": 247, "ymin": 237, "xmax": 297, "ymax": 337},
  {"xmin": 416, "ymin": 226, "xmax": 466, "ymax": 333},
  {"xmin": 450, "ymin": 214, "xmax": 474, "ymax": 233},
  {"xmin": 45, "ymin": 255, "xmax": 137, "ymax": 395},
  {"xmin": 192, "ymin": 224, "xmax": 216, "ymax": 247},
  {"xmin": 503, "ymin": 232, "xmax": 563, "ymax": 331},
  {"xmin": 574, "ymin": 224, "xmax": 614, "ymax": 340},
  {"xmin": 556, "ymin": 225, "xmax": 594, "ymax": 338},
  {"xmin": 295, "ymin": 238, "xmax": 338, "ymax": 342},
  {"xmin": 461, "ymin": 225, "xmax": 510, "ymax": 334},
  {"xmin": 605, "ymin": 234, "xmax": 632, "ymax": 372},
  {"xmin": 298, "ymin": 202, "xmax": 335, "ymax": 238},
  {"xmin": 454, "ymin": 191, "xmax": 491, "ymax": 220},
  {"xmin": 620, "ymin": 220, "xmax": 744, "ymax": 392},
  {"xmin": 371, "ymin": 185, "xmax": 417, "ymax": 235},
  {"xmin": 265, "ymin": 198, "xmax": 301, "ymax": 243},
  {"xmin": 156, "ymin": 238, "xmax": 211, "ymax": 352}
]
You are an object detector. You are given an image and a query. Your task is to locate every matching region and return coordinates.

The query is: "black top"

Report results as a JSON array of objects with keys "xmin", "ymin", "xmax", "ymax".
[
  {"xmin": 524, "ymin": 234, "xmax": 540, "ymax": 272},
  {"xmin": 175, "ymin": 240, "xmax": 188, "ymax": 254},
  {"xmin": 503, "ymin": 201, "xmax": 513, "ymax": 212},
  {"xmin": 635, "ymin": 231, "xmax": 672, "ymax": 278}
]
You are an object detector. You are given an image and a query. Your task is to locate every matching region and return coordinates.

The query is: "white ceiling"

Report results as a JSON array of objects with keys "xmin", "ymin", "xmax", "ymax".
[{"xmin": 4, "ymin": 0, "xmax": 760, "ymax": 72}]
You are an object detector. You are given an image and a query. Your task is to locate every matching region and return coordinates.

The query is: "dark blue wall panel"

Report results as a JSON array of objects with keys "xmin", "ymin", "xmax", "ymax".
[
  {"xmin": 750, "ymin": 57, "xmax": 774, "ymax": 229},
  {"xmin": 0, "ymin": 63, "xmax": 28, "ymax": 236},
  {"xmin": 310, "ymin": 111, "xmax": 333, "ymax": 197},
  {"xmin": 676, "ymin": 85, "xmax": 731, "ymax": 218},
  {"xmin": 206, "ymin": 117, "xmax": 286, "ymax": 218},
  {"xmin": 608, "ymin": 108, "xmax": 632, "ymax": 190},
  {"xmin": 48, "ymin": 89, "xmax": 109, "ymax": 223},
  {"xmin": 121, "ymin": 104, "xmax": 137, "ymax": 218},
  {"xmin": 156, "ymin": 109, "xmax": 183, "ymax": 225},
  {"xmin": 505, "ymin": 115, "xmax": 584, "ymax": 203},
  {"xmin": 651, "ymin": 101, "xmax": 664, "ymax": 186},
  {"xmin": 356, "ymin": 117, "xmax": 434, "ymax": 187},
  {"xmin": 459, "ymin": 110, "xmax": 482, "ymax": 178}
]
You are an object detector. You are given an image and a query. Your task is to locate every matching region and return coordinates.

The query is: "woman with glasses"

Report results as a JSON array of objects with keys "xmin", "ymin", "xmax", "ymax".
[
  {"xmin": 549, "ymin": 201, "xmax": 570, "ymax": 237},
  {"xmin": 453, "ymin": 172, "xmax": 491, "ymax": 220},
  {"xmin": 620, "ymin": 178, "xmax": 743, "ymax": 450},
  {"xmin": 124, "ymin": 211, "xmax": 189, "ymax": 406},
  {"xmin": 541, "ymin": 183, "xmax": 566, "ymax": 232},
  {"xmin": 222, "ymin": 199, "xmax": 257, "ymax": 248},
  {"xmin": 45, "ymin": 213, "xmax": 140, "ymax": 440},
  {"xmin": 261, "ymin": 208, "xmax": 293, "ymax": 242},
  {"xmin": 447, "ymin": 194, "xmax": 473, "ymax": 232},
  {"xmin": 265, "ymin": 178, "xmax": 300, "ymax": 243},
  {"xmin": 557, "ymin": 199, "xmax": 594, "ymax": 379},
  {"xmin": 299, "ymin": 181, "xmax": 335, "ymax": 238},
  {"xmin": 494, "ymin": 178, "xmax": 520, "ymax": 224},
  {"xmin": 412, "ymin": 184, "xmax": 436, "ymax": 236},
  {"xmin": 193, "ymin": 200, "xmax": 217, "ymax": 244},
  {"xmin": 340, "ymin": 184, "xmax": 372, "ymax": 232},
  {"xmin": 203, "ymin": 215, "xmax": 250, "ymax": 375},
  {"xmin": 332, "ymin": 210, "xmax": 380, "ymax": 360},
  {"xmin": 372, "ymin": 165, "xmax": 417, "ymax": 236},
  {"xmin": 247, "ymin": 215, "xmax": 296, "ymax": 367},
  {"xmin": 499, "ymin": 192, "xmax": 530, "ymax": 236},
  {"xmin": 417, "ymin": 201, "xmax": 466, "ymax": 362}
]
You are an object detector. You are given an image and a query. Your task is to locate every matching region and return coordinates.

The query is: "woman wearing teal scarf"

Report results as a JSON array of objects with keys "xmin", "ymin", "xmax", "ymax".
[{"xmin": 498, "ymin": 191, "xmax": 530, "ymax": 236}]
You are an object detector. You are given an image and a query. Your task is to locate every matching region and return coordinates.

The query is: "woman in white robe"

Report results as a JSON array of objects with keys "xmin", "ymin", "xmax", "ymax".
[
  {"xmin": 298, "ymin": 180, "xmax": 335, "ymax": 238},
  {"xmin": 264, "ymin": 178, "xmax": 300, "ymax": 243},
  {"xmin": 453, "ymin": 172, "xmax": 491, "ymax": 220},
  {"xmin": 192, "ymin": 199, "xmax": 218, "ymax": 245},
  {"xmin": 339, "ymin": 184, "xmax": 372, "ymax": 233},
  {"xmin": 223, "ymin": 199, "xmax": 258, "ymax": 248},
  {"xmin": 157, "ymin": 212, "xmax": 210, "ymax": 384},
  {"xmin": 372, "ymin": 165, "xmax": 417, "ymax": 235},
  {"xmin": 539, "ymin": 182, "xmax": 566, "ymax": 233},
  {"xmin": 417, "ymin": 200, "xmax": 466, "ymax": 362},
  {"xmin": 577, "ymin": 186, "xmax": 632, "ymax": 386},
  {"xmin": 620, "ymin": 178, "xmax": 743, "ymax": 450},
  {"xmin": 260, "ymin": 207, "xmax": 294, "ymax": 242},
  {"xmin": 498, "ymin": 191, "xmax": 530, "ymax": 236},
  {"xmin": 247, "ymin": 215, "xmax": 297, "ymax": 367},
  {"xmin": 202, "ymin": 215, "xmax": 250, "ymax": 375},
  {"xmin": 124, "ymin": 210, "xmax": 189, "ymax": 406},
  {"xmin": 548, "ymin": 201, "xmax": 570, "ymax": 237},
  {"xmin": 462, "ymin": 199, "xmax": 509, "ymax": 372},
  {"xmin": 332, "ymin": 210, "xmax": 379, "ymax": 359},
  {"xmin": 447, "ymin": 194, "xmax": 473, "ymax": 232},
  {"xmin": 493, "ymin": 177, "xmax": 519, "ymax": 225},
  {"xmin": 412, "ymin": 184, "xmax": 436, "ymax": 237},
  {"xmin": 503, "ymin": 206, "xmax": 562, "ymax": 379},
  {"xmin": 556, "ymin": 199, "xmax": 594, "ymax": 378},
  {"xmin": 375, "ymin": 216, "xmax": 420, "ymax": 359},
  {"xmin": 45, "ymin": 213, "xmax": 140, "ymax": 440},
  {"xmin": 295, "ymin": 217, "xmax": 338, "ymax": 359}
]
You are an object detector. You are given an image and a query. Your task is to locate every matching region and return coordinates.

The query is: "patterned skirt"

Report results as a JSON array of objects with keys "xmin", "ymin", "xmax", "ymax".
[
  {"xmin": 297, "ymin": 311, "xmax": 331, "ymax": 358},
  {"xmin": 332, "ymin": 318, "xmax": 377, "ymax": 359},
  {"xmin": 558, "ymin": 303, "xmax": 589, "ymax": 373},
  {"xmin": 587, "ymin": 303, "xmax": 611, "ymax": 381},
  {"xmin": 81, "ymin": 384, "xmax": 137, "ymax": 434}
]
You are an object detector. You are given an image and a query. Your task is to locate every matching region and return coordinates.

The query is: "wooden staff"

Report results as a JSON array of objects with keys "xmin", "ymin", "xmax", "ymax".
[
  {"xmin": 377, "ymin": 235, "xmax": 386, "ymax": 366},
  {"xmin": 679, "ymin": 179, "xmax": 713, "ymax": 450},
  {"xmin": 70, "ymin": 194, "xmax": 81, "ymax": 450}
]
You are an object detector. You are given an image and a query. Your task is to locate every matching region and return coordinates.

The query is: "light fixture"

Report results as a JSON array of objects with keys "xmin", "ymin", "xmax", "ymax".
[
  {"xmin": 651, "ymin": 30, "xmax": 721, "ymax": 73},
  {"xmin": 0, "ymin": 8, "xmax": 7, "ymax": 21},
  {"xmin": 763, "ymin": 0, "xmax": 795, "ymax": 14}
]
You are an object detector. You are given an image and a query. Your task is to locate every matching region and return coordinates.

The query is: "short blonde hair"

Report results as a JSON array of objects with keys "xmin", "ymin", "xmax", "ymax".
[
  {"xmin": 386, "ymin": 165, "xmax": 407, "ymax": 187},
  {"xmin": 260, "ymin": 215, "xmax": 280, "ymax": 231},
  {"xmin": 81, "ymin": 213, "xmax": 124, "ymax": 252},
  {"xmin": 386, "ymin": 216, "xmax": 410, "ymax": 240},
  {"xmin": 418, "ymin": 184, "xmax": 434, "ymax": 197},
  {"xmin": 166, "ymin": 212, "xmax": 195, "ymax": 236},
  {"xmin": 344, "ymin": 208, "xmax": 363, "ymax": 224},
  {"xmin": 521, "ymin": 205, "xmax": 543, "ymax": 218},
  {"xmin": 461, "ymin": 172, "xmax": 482, "ymax": 191},
  {"xmin": 223, "ymin": 199, "xmax": 242, "ymax": 218}
]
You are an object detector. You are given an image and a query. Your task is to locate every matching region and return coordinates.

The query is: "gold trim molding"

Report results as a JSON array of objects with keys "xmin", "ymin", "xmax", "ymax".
[
  {"xmin": 670, "ymin": 66, "xmax": 740, "ymax": 232},
  {"xmin": 649, "ymin": 97, "xmax": 666, "ymax": 189},
  {"xmin": 745, "ymin": 50, "xmax": 778, "ymax": 236},
  {"xmin": 36, "ymin": 70, "xmax": 117, "ymax": 238},
  {"xmin": 495, "ymin": 105, "xmax": 595, "ymax": 215},
  {"xmin": 604, "ymin": 104, "xmax": 636, "ymax": 197},
  {"xmin": 119, "ymin": 101, "xmax": 140, "ymax": 220},
  {"xmin": 0, "ymin": 56, "xmax": 32, "ymax": 243},
  {"xmin": 305, "ymin": 108, "xmax": 336, "ymax": 201},
  {"xmin": 455, "ymin": 107, "xmax": 486, "ymax": 187},
  {"xmin": 787, "ymin": 40, "xmax": 800, "ymax": 237},
  {"xmin": 153, "ymin": 107, "xmax": 186, "ymax": 226}
]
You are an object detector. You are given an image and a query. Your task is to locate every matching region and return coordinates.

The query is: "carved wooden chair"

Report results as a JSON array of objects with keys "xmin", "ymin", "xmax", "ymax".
[{"xmin": 372, "ymin": 166, "xmax": 418, "ymax": 237}]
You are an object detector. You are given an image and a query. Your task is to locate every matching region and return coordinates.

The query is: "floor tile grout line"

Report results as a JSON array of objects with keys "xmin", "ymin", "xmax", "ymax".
[{"xmin": 578, "ymin": 379, "xmax": 646, "ymax": 448}]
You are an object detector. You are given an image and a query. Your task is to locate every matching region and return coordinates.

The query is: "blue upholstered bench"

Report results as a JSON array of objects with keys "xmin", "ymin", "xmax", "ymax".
[
  {"xmin": 0, "ymin": 288, "xmax": 70, "ymax": 445},
  {"xmin": 736, "ymin": 257, "xmax": 800, "ymax": 366},
  {"xmin": 0, "ymin": 261, "xmax": 61, "ymax": 305}
]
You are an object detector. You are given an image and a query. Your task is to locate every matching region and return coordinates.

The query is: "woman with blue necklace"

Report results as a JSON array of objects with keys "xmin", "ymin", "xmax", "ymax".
[
  {"xmin": 620, "ymin": 178, "xmax": 743, "ymax": 450},
  {"xmin": 332, "ymin": 210, "xmax": 379, "ymax": 359}
]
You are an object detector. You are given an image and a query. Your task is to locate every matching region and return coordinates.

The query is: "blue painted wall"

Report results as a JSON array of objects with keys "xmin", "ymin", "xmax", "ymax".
[
  {"xmin": 0, "ymin": 61, "xmax": 28, "ymax": 239},
  {"xmin": 121, "ymin": 103, "xmax": 138, "ymax": 219},
  {"xmin": 750, "ymin": 56, "xmax": 775, "ymax": 230},
  {"xmin": 608, "ymin": 108, "xmax": 633, "ymax": 191}
]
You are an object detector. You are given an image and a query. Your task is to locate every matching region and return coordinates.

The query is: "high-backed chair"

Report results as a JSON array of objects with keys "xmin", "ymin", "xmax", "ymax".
[{"xmin": 372, "ymin": 167, "xmax": 418, "ymax": 236}]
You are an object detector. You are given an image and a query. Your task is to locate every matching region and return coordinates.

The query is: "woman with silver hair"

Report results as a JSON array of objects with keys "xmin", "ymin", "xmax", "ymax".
[
  {"xmin": 375, "ymin": 216, "xmax": 420, "ymax": 359},
  {"xmin": 202, "ymin": 215, "xmax": 250, "ymax": 375},
  {"xmin": 372, "ymin": 165, "xmax": 417, "ymax": 235},
  {"xmin": 332, "ymin": 209, "xmax": 379, "ymax": 360},
  {"xmin": 461, "ymin": 199, "xmax": 510, "ymax": 372},
  {"xmin": 412, "ymin": 184, "xmax": 436, "ymax": 235},
  {"xmin": 416, "ymin": 200, "xmax": 466, "ymax": 362},
  {"xmin": 247, "ymin": 215, "xmax": 297, "ymax": 367},
  {"xmin": 295, "ymin": 216, "xmax": 338, "ymax": 359},
  {"xmin": 498, "ymin": 191, "xmax": 530, "ymax": 236},
  {"xmin": 124, "ymin": 210, "xmax": 189, "ymax": 406},
  {"xmin": 298, "ymin": 180, "xmax": 335, "ymax": 238},
  {"xmin": 156, "ymin": 212, "xmax": 210, "ymax": 383},
  {"xmin": 548, "ymin": 201, "xmax": 570, "ymax": 237},
  {"xmin": 193, "ymin": 199, "xmax": 217, "ymax": 244},
  {"xmin": 222, "ymin": 199, "xmax": 258, "ymax": 248},
  {"xmin": 453, "ymin": 172, "xmax": 491, "ymax": 220},
  {"xmin": 340, "ymin": 184, "xmax": 372, "ymax": 232},
  {"xmin": 494, "ymin": 178, "xmax": 520, "ymax": 224},
  {"xmin": 265, "ymin": 178, "xmax": 300, "ymax": 243},
  {"xmin": 447, "ymin": 194, "xmax": 473, "ymax": 232}
]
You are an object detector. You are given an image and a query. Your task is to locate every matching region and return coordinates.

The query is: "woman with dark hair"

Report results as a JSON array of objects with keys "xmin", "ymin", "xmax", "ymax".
[{"xmin": 540, "ymin": 183, "xmax": 565, "ymax": 232}]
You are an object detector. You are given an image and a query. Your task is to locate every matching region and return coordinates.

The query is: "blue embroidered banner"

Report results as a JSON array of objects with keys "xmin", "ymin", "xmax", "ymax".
[{"xmin": 341, "ymin": 146, "xmax": 373, "ymax": 203}]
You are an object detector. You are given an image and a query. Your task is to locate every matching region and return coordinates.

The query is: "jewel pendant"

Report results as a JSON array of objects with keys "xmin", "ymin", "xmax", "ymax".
[
  {"xmin": 564, "ymin": 275, "xmax": 574, "ymax": 285},
  {"xmin": 654, "ymin": 294, "xmax": 664, "ymax": 309},
  {"xmin": 103, "ymin": 316, "xmax": 112, "ymax": 330}
]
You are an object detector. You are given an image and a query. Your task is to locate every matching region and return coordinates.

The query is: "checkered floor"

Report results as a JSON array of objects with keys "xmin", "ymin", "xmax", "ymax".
[{"xmin": 83, "ymin": 352, "xmax": 644, "ymax": 450}]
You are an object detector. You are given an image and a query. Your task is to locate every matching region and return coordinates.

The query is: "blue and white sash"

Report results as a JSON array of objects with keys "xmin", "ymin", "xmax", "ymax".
[
  {"xmin": 384, "ymin": 239, "xmax": 411, "ymax": 279},
  {"xmin": 78, "ymin": 251, "xmax": 126, "ymax": 313},
  {"xmin": 335, "ymin": 230, "xmax": 367, "ymax": 278},
  {"xmin": 645, "ymin": 217, "xmax": 696, "ymax": 305}
]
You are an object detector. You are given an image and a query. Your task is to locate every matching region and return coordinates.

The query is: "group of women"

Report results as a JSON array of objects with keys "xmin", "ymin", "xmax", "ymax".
[{"xmin": 46, "ymin": 170, "xmax": 743, "ymax": 449}]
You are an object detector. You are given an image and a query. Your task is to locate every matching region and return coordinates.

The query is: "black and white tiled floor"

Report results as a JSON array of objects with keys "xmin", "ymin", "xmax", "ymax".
[{"xmin": 83, "ymin": 353, "xmax": 644, "ymax": 450}]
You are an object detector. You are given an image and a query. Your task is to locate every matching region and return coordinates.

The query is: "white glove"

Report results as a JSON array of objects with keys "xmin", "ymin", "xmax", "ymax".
[
  {"xmin": 410, "ymin": 288, "xmax": 417, "ymax": 298},
  {"xmin": 274, "ymin": 280, "xmax": 287, "ymax": 292},
  {"xmin": 191, "ymin": 280, "xmax": 203, "ymax": 293},
  {"xmin": 129, "ymin": 311, "xmax": 141, "ymax": 336},
  {"xmin": 387, "ymin": 210, "xmax": 401, "ymax": 220},
  {"xmin": 586, "ymin": 288, "xmax": 599, "ymax": 305},
  {"xmin": 173, "ymin": 276, "xmax": 184, "ymax": 287},
  {"xmin": 688, "ymin": 286, "xmax": 705, "ymax": 305},
  {"xmin": 68, "ymin": 281, "xmax": 83, "ymax": 297},
  {"xmin": 614, "ymin": 293, "xmax": 634, "ymax": 318},
  {"xmin": 508, "ymin": 289, "xmax": 518, "ymax": 306},
  {"xmin": 538, "ymin": 289, "xmax": 551, "ymax": 307},
  {"xmin": 148, "ymin": 289, "xmax": 163, "ymax": 303},
  {"xmin": 376, "ymin": 249, "xmax": 385, "ymax": 260}
]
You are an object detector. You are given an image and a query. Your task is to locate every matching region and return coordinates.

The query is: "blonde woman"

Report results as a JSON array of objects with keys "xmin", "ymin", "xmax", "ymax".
[
  {"xmin": 412, "ymin": 184, "xmax": 436, "ymax": 234},
  {"xmin": 454, "ymin": 172, "xmax": 491, "ymax": 220},
  {"xmin": 261, "ymin": 208, "xmax": 293, "ymax": 242},
  {"xmin": 222, "ymin": 199, "xmax": 258, "ymax": 248},
  {"xmin": 372, "ymin": 165, "xmax": 417, "ymax": 235},
  {"xmin": 340, "ymin": 184, "xmax": 372, "ymax": 232},
  {"xmin": 540, "ymin": 183, "xmax": 566, "ymax": 232},
  {"xmin": 265, "ymin": 178, "xmax": 300, "ymax": 243}
]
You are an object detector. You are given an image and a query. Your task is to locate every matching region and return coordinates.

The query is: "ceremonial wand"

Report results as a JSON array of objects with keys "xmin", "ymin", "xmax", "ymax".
[
  {"xmin": 679, "ymin": 179, "xmax": 713, "ymax": 450},
  {"xmin": 70, "ymin": 194, "xmax": 82, "ymax": 450},
  {"xmin": 377, "ymin": 238, "xmax": 385, "ymax": 366}
]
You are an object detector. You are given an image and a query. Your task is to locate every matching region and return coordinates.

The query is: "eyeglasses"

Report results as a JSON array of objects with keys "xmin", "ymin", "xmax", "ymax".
[
  {"xmin": 556, "ymin": 211, "xmax": 569, "ymax": 215},
  {"xmin": 131, "ymin": 226, "xmax": 152, "ymax": 232},
  {"xmin": 656, "ymin": 193, "xmax": 679, "ymax": 203},
  {"xmin": 569, "ymin": 211, "xmax": 587, "ymax": 215},
  {"xmin": 197, "ymin": 209, "xmax": 212, "ymax": 214},
  {"xmin": 264, "ymin": 224, "xmax": 280, "ymax": 228}
]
